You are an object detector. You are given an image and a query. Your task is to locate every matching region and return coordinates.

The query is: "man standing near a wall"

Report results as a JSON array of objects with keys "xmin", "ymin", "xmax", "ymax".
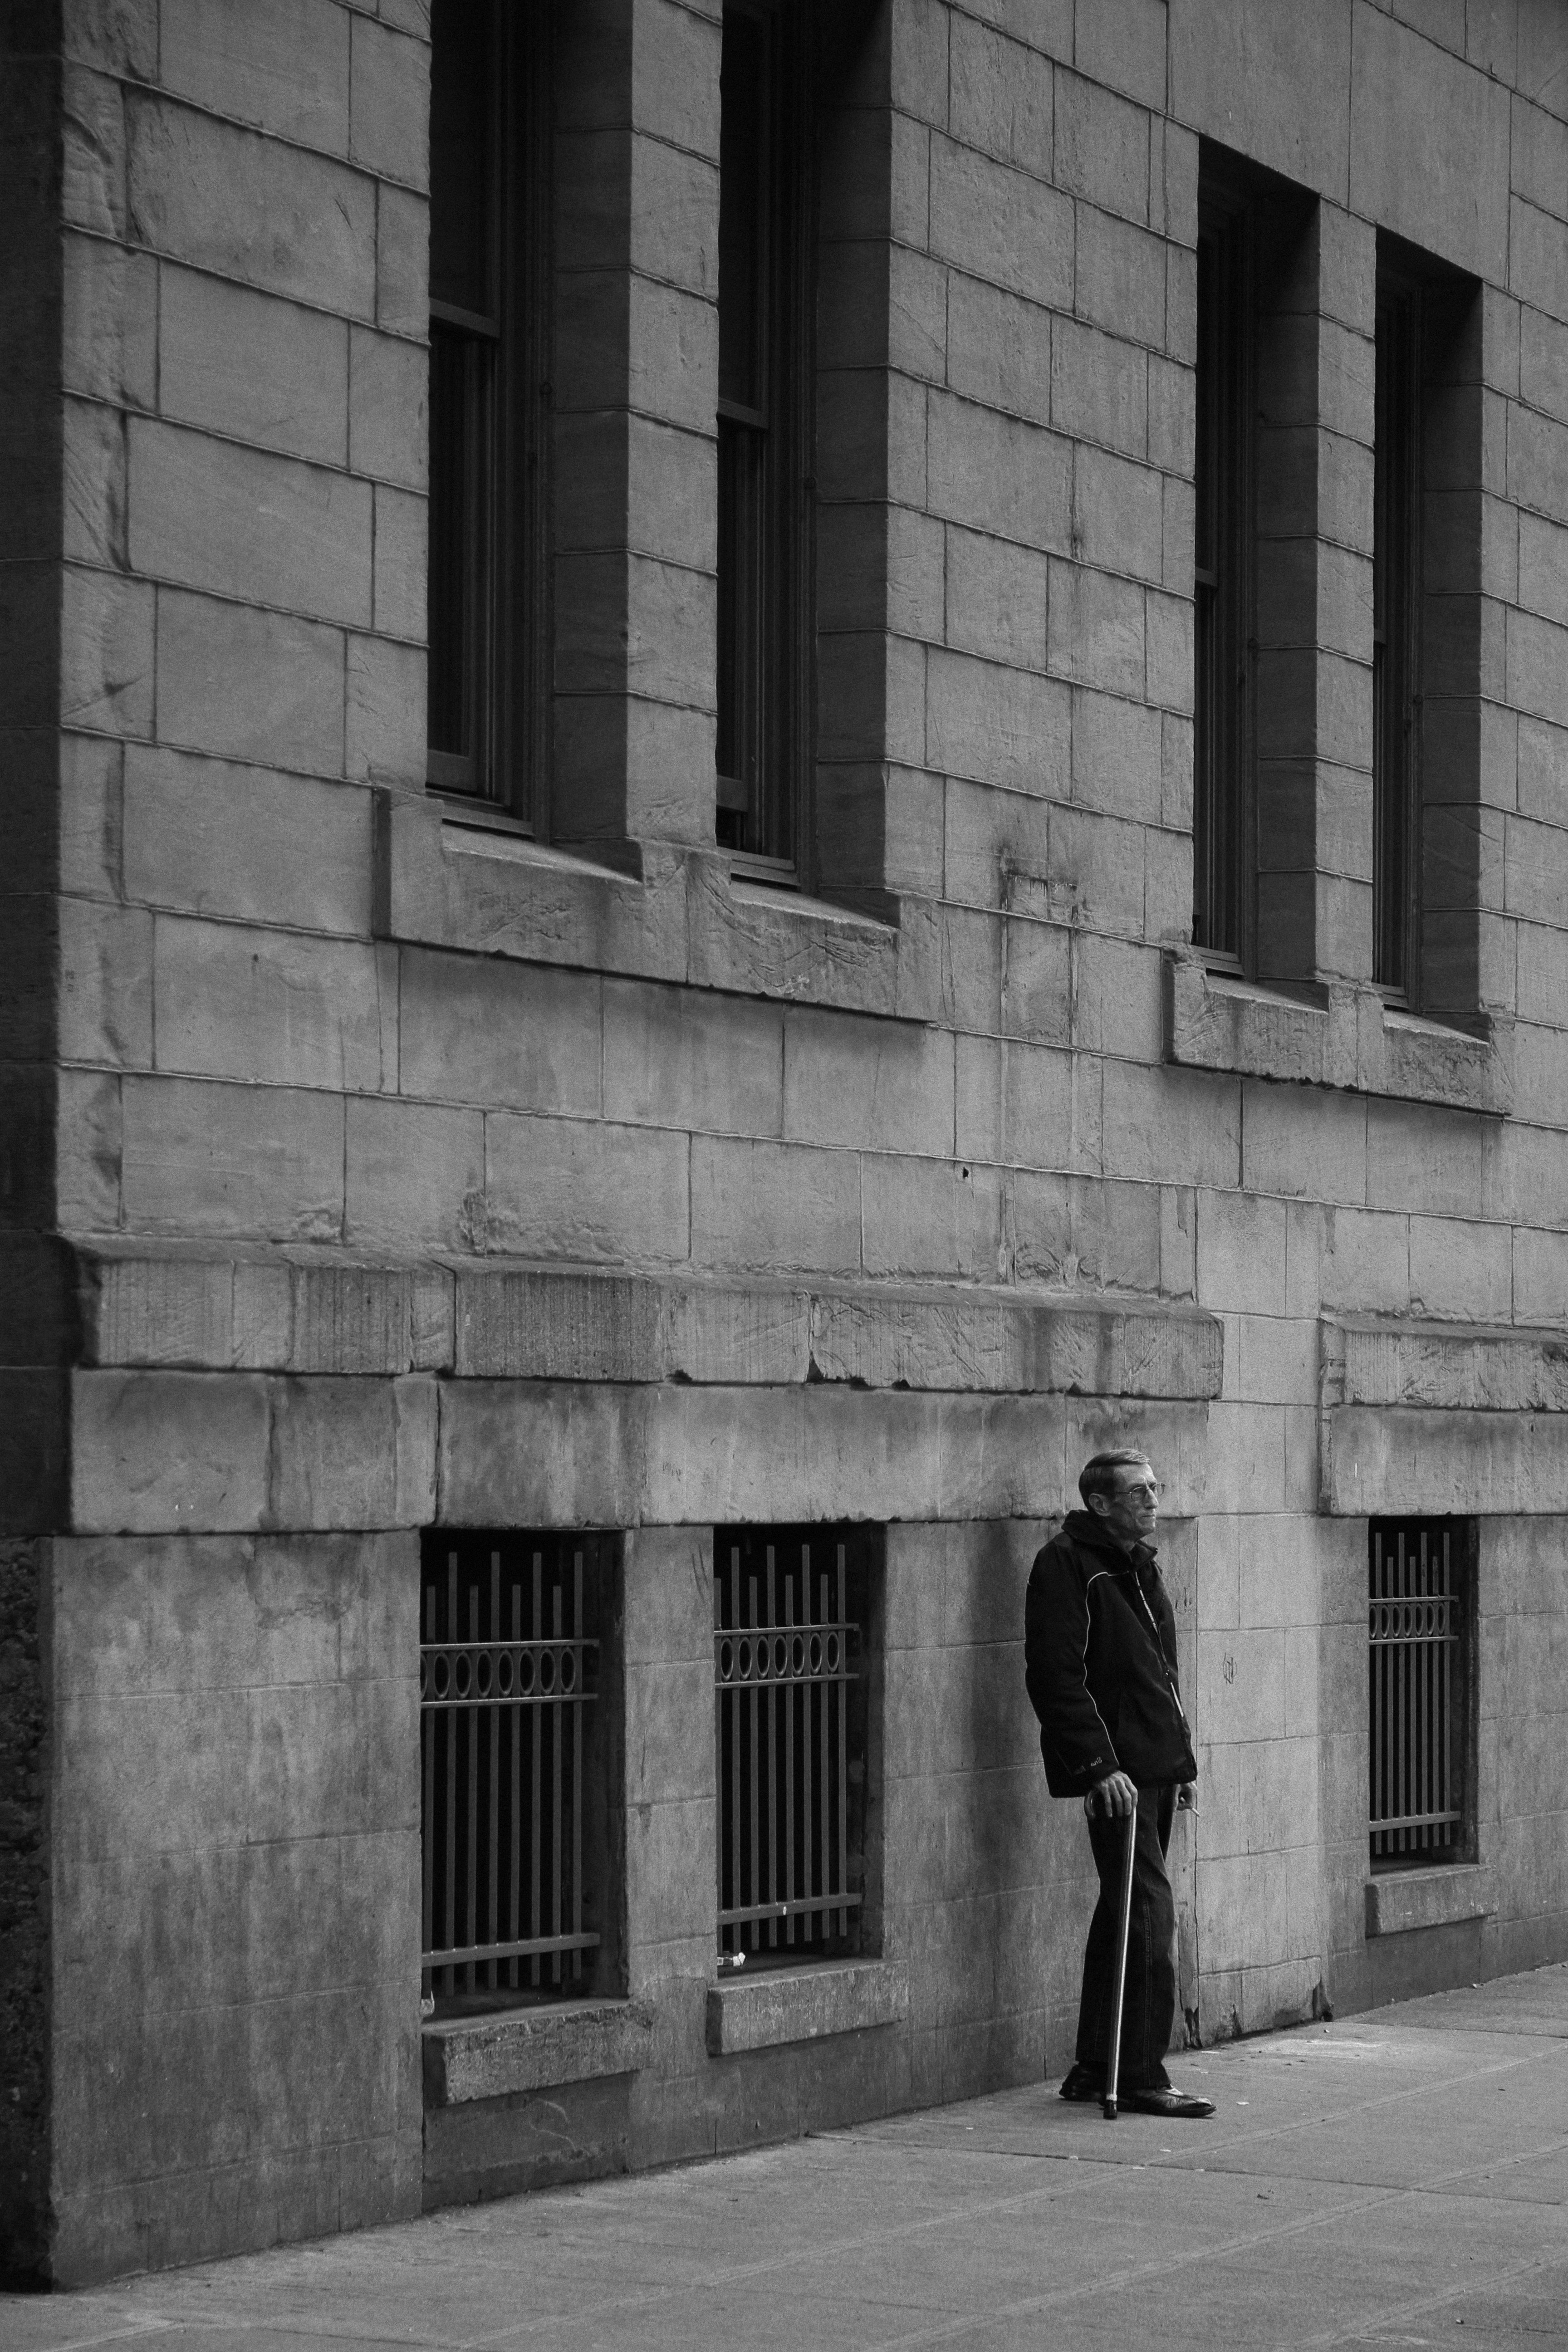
[{"xmin": 1024, "ymin": 1451, "xmax": 1215, "ymax": 2118}]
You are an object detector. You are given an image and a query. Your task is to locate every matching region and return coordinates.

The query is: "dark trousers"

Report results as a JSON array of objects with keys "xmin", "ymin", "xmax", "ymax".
[{"xmin": 1075, "ymin": 1783, "xmax": 1177, "ymax": 2091}]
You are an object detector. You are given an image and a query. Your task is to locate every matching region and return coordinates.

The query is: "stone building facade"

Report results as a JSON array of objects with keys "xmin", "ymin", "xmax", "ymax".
[{"xmin": 5, "ymin": 0, "xmax": 1568, "ymax": 2289}]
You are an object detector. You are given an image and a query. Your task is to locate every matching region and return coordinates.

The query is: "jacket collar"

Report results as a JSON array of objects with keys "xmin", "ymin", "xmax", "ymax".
[{"xmin": 1063, "ymin": 1509, "xmax": 1159, "ymax": 1575}]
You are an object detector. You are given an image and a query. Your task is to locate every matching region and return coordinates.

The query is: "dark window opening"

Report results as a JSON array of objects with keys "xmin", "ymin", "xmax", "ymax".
[
  {"xmin": 714, "ymin": 1525, "xmax": 877, "ymax": 1968},
  {"xmin": 427, "ymin": 0, "xmax": 550, "ymax": 819},
  {"xmin": 1368, "ymin": 1518, "xmax": 1474, "ymax": 1871},
  {"xmin": 716, "ymin": 1, "xmax": 814, "ymax": 881},
  {"xmin": 1373, "ymin": 276, "xmax": 1423, "ymax": 999},
  {"xmin": 1193, "ymin": 186, "xmax": 1254, "ymax": 971},
  {"xmin": 421, "ymin": 1531, "xmax": 617, "ymax": 2017}
]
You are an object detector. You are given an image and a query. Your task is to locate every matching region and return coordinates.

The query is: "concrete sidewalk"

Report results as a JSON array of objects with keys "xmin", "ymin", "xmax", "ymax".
[{"xmin": 5, "ymin": 1965, "xmax": 1568, "ymax": 2352}]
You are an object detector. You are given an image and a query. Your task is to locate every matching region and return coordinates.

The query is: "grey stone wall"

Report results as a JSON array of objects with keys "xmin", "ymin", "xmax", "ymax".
[{"xmin": 7, "ymin": 0, "xmax": 1568, "ymax": 2283}]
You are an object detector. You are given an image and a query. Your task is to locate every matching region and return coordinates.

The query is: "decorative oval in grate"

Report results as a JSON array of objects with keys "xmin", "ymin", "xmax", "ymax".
[
  {"xmin": 561, "ymin": 1648, "xmax": 577, "ymax": 1692},
  {"xmin": 539, "ymin": 1648, "xmax": 556, "ymax": 1693},
  {"xmin": 719, "ymin": 1638, "xmax": 734, "ymax": 1680}
]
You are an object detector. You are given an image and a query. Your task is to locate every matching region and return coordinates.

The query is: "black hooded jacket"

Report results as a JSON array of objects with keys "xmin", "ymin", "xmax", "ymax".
[{"xmin": 1023, "ymin": 1511, "xmax": 1196, "ymax": 1798}]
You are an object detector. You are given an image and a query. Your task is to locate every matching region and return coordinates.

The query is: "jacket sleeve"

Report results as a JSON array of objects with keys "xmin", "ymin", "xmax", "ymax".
[{"xmin": 1023, "ymin": 1540, "xmax": 1121, "ymax": 1794}]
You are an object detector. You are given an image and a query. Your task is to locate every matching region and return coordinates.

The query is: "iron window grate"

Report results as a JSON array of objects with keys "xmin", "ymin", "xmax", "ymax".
[
  {"xmin": 1368, "ymin": 1519, "xmax": 1470, "ymax": 1866},
  {"xmin": 421, "ymin": 1532, "xmax": 607, "ymax": 2007},
  {"xmin": 714, "ymin": 1527, "xmax": 870, "ymax": 1961}
]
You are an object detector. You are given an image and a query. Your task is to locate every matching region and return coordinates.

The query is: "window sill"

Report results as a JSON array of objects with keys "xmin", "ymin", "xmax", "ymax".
[
  {"xmin": 422, "ymin": 1996, "xmax": 654, "ymax": 2107},
  {"xmin": 1365, "ymin": 1865, "xmax": 1497, "ymax": 1939},
  {"xmin": 1164, "ymin": 953, "xmax": 1512, "ymax": 1115},
  {"xmin": 705, "ymin": 1957, "xmax": 909, "ymax": 2056},
  {"xmin": 372, "ymin": 791, "xmax": 929, "ymax": 1019}
]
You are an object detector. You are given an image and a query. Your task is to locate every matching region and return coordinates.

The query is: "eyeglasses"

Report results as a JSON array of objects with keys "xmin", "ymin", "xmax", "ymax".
[{"xmin": 1117, "ymin": 1479, "xmax": 1162, "ymax": 1502}]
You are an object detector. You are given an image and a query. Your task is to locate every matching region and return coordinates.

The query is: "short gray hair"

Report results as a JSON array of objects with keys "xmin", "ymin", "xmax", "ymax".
[{"xmin": 1078, "ymin": 1450, "xmax": 1151, "ymax": 1507}]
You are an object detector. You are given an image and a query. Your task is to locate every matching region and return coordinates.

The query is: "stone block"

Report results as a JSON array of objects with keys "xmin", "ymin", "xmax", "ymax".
[
  {"xmin": 1196, "ymin": 1190, "xmax": 1288, "ymax": 1317},
  {"xmin": 1074, "ymin": 205, "xmax": 1166, "ymax": 350},
  {"xmin": 929, "ymin": 135, "xmax": 1073, "ymax": 309},
  {"xmin": 484, "ymin": 1112, "xmax": 690, "ymax": 1266},
  {"xmin": 1408, "ymin": 1215, "xmax": 1512, "ymax": 1323},
  {"xmin": 71, "ymin": 1369, "xmax": 271, "ymax": 1533},
  {"xmin": 1323, "ymin": 1404, "xmax": 1568, "ymax": 1516},
  {"xmin": 602, "ymin": 979, "xmax": 784, "ymax": 1138},
  {"xmin": 1241, "ymin": 1081, "xmax": 1367, "ymax": 1207},
  {"xmin": 346, "ymin": 632, "xmax": 424, "ymax": 787},
  {"xmin": 706, "ymin": 1960, "xmax": 909, "ymax": 2056},
  {"xmin": 691, "ymin": 1136, "xmax": 860, "ymax": 1276},
  {"xmin": 1071, "ymin": 686, "xmax": 1162, "ymax": 823},
  {"xmin": 348, "ymin": 327, "xmax": 426, "ymax": 490},
  {"xmin": 943, "ymin": 277, "xmax": 1053, "ymax": 430},
  {"xmin": 1051, "ymin": 317, "xmax": 1147, "ymax": 458},
  {"xmin": 861, "ymin": 1157, "xmax": 1005, "ymax": 1280},
  {"xmin": 159, "ymin": 269, "xmax": 349, "ymax": 466},
  {"xmin": 943, "ymin": 776, "xmax": 1052, "ymax": 908},
  {"xmin": 120, "ymin": 1074, "xmax": 344, "ymax": 1241},
  {"xmin": 1055, "ymin": 67, "xmax": 1150, "ymax": 222},
  {"xmin": 128, "ymin": 421, "xmax": 372, "ymax": 627},
  {"xmin": 425, "ymin": 2002, "xmax": 655, "ymax": 2105},
  {"xmin": 1365, "ymin": 1099, "xmax": 1485, "ymax": 1221},
  {"xmin": 1074, "ymin": 446, "xmax": 1165, "ymax": 590},
  {"xmin": 343, "ymin": 1097, "xmax": 484, "ymax": 1254},
  {"xmin": 122, "ymin": 749, "xmax": 373, "ymax": 936},
  {"xmin": 927, "ymin": 392, "xmax": 1071, "ymax": 548},
  {"xmin": 1364, "ymin": 1865, "xmax": 1498, "ymax": 1938},
  {"xmin": 159, "ymin": 0, "xmax": 351, "ymax": 154},
  {"xmin": 62, "ymin": 233, "xmax": 156, "ymax": 411},
  {"xmin": 268, "ymin": 1373, "xmax": 436, "ymax": 1529},
  {"xmin": 349, "ymin": 13, "xmax": 426, "ymax": 185},
  {"xmin": 58, "ymin": 898, "xmax": 153, "ymax": 1071},
  {"xmin": 62, "ymin": 63, "xmax": 127, "ymax": 240},
  {"xmin": 1077, "ymin": 0, "xmax": 1167, "ymax": 108},
  {"xmin": 1147, "ymin": 351, "xmax": 1195, "ymax": 476},
  {"xmin": 784, "ymin": 1009, "xmax": 953, "ymax": 1159},
  {"xmin": 1172, "ymin": 0, "xmax": 1351, "ymax": 202},
  {"xmin": 153, "ymin": 918, "xmax": 390, "ymax": 1093},
  {"xmin": 56, "ymin": 1068, "xmax": 125, "ymax": 1234},
  {"xmin": 1046, "ymin": 804, "xmax": 1147, "ymax": 935},
  {"xmin": 376, "ymin": 182, "xmax": 427, "ymax": 338},
  {"xmin": 944, "ymin": 526, "xmax": 1049, "ymax": 671},
  {"xmin": 126, "ymin": 95, "xmax": 376, "ymax": 319},
  {"xmin": 926, "ymin": 648, "xmax": 1070, "ymax": 794},
  {"xmin": 60, "ymin": 568, "xmax": 154, "ymax": 740},
  {"xmin": 949, "ymin": 15, "xmax": 1052, "ymax": 176},
  {"xmin": 1101, "ymin": 1061, "xmax": 1241, "ymax": 1188},
  {"xmin": 1001, "ymin": 917, "xmax": 1072, "ymax": 1046},
  {"xmin": 1047, "ymin": 562, "xmax": 1145, "ymax": 698},
  {"xmin": 156, "ymin": 588, "xmax": 344, "ymax": 773},
  {"xmin": 399, "ymin": 947, "xmax": 602, "ymax": 1117}
]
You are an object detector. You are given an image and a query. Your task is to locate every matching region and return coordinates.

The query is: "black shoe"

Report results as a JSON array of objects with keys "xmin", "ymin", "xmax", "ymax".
[
  {"xmin": 1119, "ymin": 2085, "xmax": 1215, "ymax": 2118},
  {"xmin": 1058, "ymin": 2061, "xmax": 1106, "ymax": 2102}
]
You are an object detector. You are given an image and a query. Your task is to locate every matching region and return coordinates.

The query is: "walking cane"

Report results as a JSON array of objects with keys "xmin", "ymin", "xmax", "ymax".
[{"xmin": 1102, "ymin": 1802, "xmax": 1138, "ymax": 2121}]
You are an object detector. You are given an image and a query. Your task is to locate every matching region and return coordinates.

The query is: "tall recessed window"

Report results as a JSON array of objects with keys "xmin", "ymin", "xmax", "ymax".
[
  {"xmin": 1368, "ymin": 1519, "xmax": 1474, "ymax": 1870},
  {"xmin": 1373, "ymin": 273, "xmax": 1423, "ymax": 998},
  {"xmin": 1193, "ymin": 188, "xmax": 1254, "ymax": 969},
  {"xmin": 716, "ymin": 1, "xmax": 814, "ymax": 882},
  {"xmin": 427, "ymin": 0, "xmax": 550, "ymax": 818}
]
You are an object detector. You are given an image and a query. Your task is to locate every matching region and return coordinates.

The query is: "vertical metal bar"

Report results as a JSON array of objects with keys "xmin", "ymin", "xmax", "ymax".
[
  {"xmin": 531, "ymin": 1548, "xmax": 543, "ymax": 1990},
  {"xmin": 1370, "ymin": 1531, "xmax": 1382, "ymax": 1855},
  {"xmin": 466, "ymin": 1568, "xmax": 480, "ymax": 1993},
  {"xmin": 510, "ymin": 1567, "xmax": 522, "ymax": 1992},
  {"xmin": 1394, "ymin": 1530, "xmax": 1406, "ymax": 1858},
  {"xmin": 748, "ymin": 1570, "xmax": 760, "ymax": 1949},
  {"xmin": 488, "ymin": 1548, "xmax": 501, "ymax": 1991},
  {"xmin": 784, "ymin": 1563, "xmax": 796, "ymax": 1949},
  {"xmin": 818, "ymin": 1567, "xmax": 830, "ymax": 1935},
  {"xmin": 421, "ymin": 1567, "xmax": 436, "ymax": 1984},
  {"xmin": 719, "ymin": 1552, "xmax": 729, "ymax": 1957},
  {"xmin": 552, "ymin": 1570, "xmax": 564, "ymax": 1985},
  {"xmin": 1441, "ymin": 1529, "xmax": 1452, "ymax": 1842},
  {"xmin": 730, "ymin": 1547, "xmax": 742, "ymax": 1956},
  {"xmin": 764, "ymin": 1545, "xmax": 777, "ymax": 1954},
  {"xmin": 801, "ymin": 1543, "xmax": 814, "ymax": 1934},
  {"xmin": 444, "ymin": 1546, "xmax": 459, "ymax": 1995},
  {"xmin": 836, "ymin": 1542, "xmax": 848, "ymax": 1937},
  {"xmin": 572, "ymin": 1548, "xmax": 584, "ymax": 1984}
]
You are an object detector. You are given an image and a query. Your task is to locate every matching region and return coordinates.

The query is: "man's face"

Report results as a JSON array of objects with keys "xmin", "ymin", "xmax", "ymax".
[{"xmin": 1089, "ymin": 1459, "xmax": 1160, "ymax": 1546}]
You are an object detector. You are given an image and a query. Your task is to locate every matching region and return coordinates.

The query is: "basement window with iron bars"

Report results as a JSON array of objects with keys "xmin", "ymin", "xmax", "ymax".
[
  {"xmin": 1368, "ymin": 1518, "xmax": 1475, "ymax": 1870},
  {"xmin": 714, "ymin": 1524, "xmax": 879, "ymax": 1972},
  {"xmin": 421, "ymin": 1531, "xmax": 617, "ymax": 2016}
]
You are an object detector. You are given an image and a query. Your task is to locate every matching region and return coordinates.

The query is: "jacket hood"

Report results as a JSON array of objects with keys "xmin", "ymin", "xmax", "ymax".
[{"xmin": 1061, "ymin": 1509, "xmax": 1158, "ymax": 1569}]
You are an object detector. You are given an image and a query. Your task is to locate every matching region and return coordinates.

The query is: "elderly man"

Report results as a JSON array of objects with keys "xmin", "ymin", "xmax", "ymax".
[{"xmin": 1024, "ymin": 1448, "xmax": 1215, "ymax": 2118}]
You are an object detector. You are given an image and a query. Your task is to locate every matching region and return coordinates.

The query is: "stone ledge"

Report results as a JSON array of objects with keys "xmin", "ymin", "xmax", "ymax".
[
  {"xmin": 69, "ymin": 1244, "xmax": 1224, "ymax": 1401},
  {"xmin": 423, "ymin": 1999, "xmax": 655, "ymax": 2107},
  {"xmin": 1165, "ymin": 954, "xmax": 1512, "ymax": 1115},
  {"xmin": 706, "ymin": 1960, "xmax": 908, "ymax": 2056},
  {"xmin": 1320, "ymin": 1402, "xmax": 1568, "ymax": 1516},
  {"xmin": 1323, "ymin": 1318, "xmax": 1568, "ymax": 1414},
  {"xmin": 373, "ymin": 791, "xmax": 949, "ymax": 1019},
  {"xmin": 1365, "ymin": 1866, "xmax": 1497, "ymax": 1939}
]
